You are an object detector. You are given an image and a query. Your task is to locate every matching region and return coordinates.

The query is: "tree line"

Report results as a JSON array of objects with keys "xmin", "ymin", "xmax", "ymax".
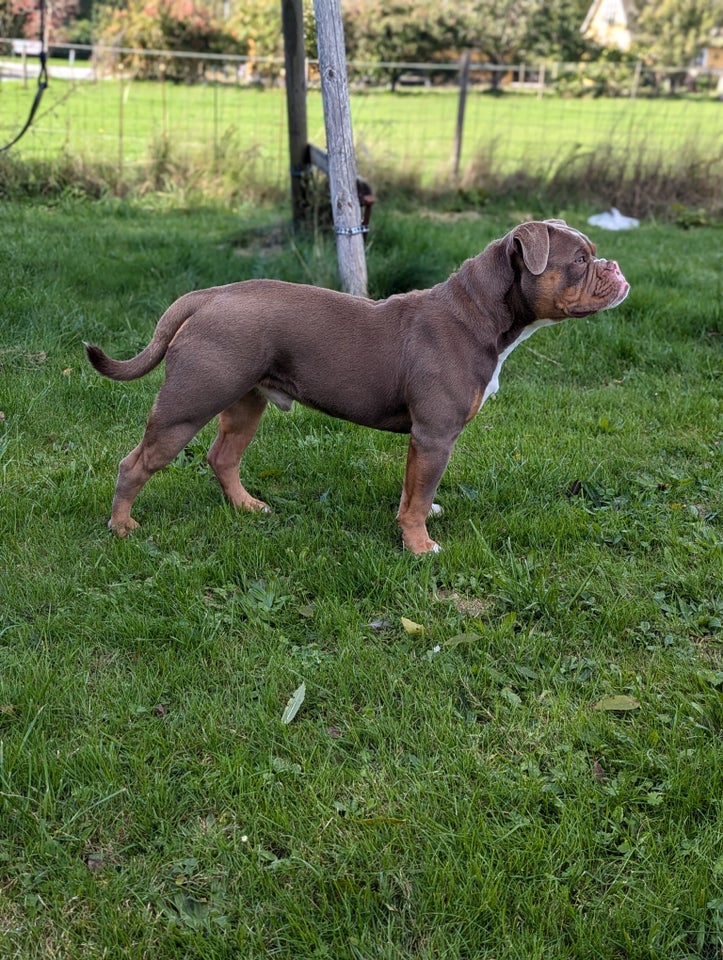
[{"xmin": 3, "ymin": 0, "xmax": 719, "ymax": 80}]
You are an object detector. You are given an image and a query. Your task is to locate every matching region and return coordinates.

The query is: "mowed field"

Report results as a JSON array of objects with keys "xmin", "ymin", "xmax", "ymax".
[
  {"xmin": 1, "ymin": 73, "xmax": 721, "ymax": 187},
  {"xmin": 0, "ymin": 188, "xmax": 721, "ymax": 958}
]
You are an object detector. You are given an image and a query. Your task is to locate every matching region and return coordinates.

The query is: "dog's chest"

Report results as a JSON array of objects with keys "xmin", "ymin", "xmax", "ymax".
[{"xmin": 479, "ymin": 319, "xmax": 555, "ymax": 409}]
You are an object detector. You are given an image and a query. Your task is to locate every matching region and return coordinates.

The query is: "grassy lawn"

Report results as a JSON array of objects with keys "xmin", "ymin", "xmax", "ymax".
[
  {"xmin": 1, "ymin": 77, "xmax": 721, "ymax": 192},
  {"xmin": 0, "ymin": 195, "xmax": 721, "ymax": 958}
]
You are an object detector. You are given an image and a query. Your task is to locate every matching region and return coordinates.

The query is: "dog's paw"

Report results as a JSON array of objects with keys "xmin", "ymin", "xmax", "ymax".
[
  {"xmin": 403, "ymin": 535, "xmax": 442, "ymax": 555},
  {"xmin": 109, "ymin": 517, "xmax": 139, "ymax": 538},
  {"xmin": 243, "ymin": 497, "xmax": 271, "ymax": 514}
]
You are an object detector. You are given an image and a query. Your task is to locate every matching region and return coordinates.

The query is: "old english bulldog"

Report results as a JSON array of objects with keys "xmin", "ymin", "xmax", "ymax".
[{"xmin": 85, "ymin": 219, "xmax": 629, "ymax": 554}]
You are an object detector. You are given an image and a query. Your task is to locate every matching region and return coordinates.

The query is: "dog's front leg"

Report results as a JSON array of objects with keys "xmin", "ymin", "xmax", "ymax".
[{"xmin": 397, "ymin": 434, "xmax": 454, "ymax": 554}]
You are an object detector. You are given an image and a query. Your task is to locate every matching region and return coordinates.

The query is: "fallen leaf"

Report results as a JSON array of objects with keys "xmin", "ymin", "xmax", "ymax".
[
  {"xmin": 170, "ymin": 892, "xmax": 211, "ymax": 923},
  {"xmin": 281, "ymin": 682, "xmax": 306, "ymax": 724},
  {"xmin": 444, "ymin": 633, "xmax": 481, "ymax": 647},
  {"xmin": 271, "ymin": 756, "xmax": 302, "ymax": 775},
  {"xmin": 401, "ymin": 617, "xmax": 424, "ymax": 634},
  {"xmin": 593, "ymin": 695, "xmax": 641, "ymax": 712},
  {"xmin": 697, "ymin": 669, "xmax": 723, "ymax": 688}
]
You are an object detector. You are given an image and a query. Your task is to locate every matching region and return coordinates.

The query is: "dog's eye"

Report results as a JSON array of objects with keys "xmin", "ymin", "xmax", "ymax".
[{"xmin": 575, "ymin": 255, "xmax": 587, "ymax": 264}]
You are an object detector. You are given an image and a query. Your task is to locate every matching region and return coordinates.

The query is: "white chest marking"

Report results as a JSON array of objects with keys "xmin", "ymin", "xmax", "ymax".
[{"xmin": 479, "ymin": 319, "xmax": 555, "ymax": 409}]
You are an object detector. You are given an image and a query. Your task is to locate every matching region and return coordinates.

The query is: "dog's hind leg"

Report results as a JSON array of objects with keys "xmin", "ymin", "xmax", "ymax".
[
  {"xmin": 207, "ymin": 391, "xmax": 270, "ymax": 513},
  {"xmin": 109, "ymin": 416, "xmax": 203, "ymax": 537}
]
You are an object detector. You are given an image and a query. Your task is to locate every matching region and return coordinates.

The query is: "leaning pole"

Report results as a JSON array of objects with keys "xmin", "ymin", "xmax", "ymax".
[{"xmin": 312, "ymin": 0, "xmax": 368, "ymax": 297}]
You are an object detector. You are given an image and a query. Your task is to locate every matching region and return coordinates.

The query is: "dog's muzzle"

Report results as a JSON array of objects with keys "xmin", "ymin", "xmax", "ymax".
[{"xmin": 595, "ymin": 258, "xmax": 630, "ymax": 308}]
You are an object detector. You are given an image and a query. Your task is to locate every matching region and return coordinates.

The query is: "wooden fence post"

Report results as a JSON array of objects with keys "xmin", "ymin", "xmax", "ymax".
[
  {"xmin": 312, "ymin": 0, "xmax": 368, "ymax": 297},
  {"xmin": 453, "ymin": 50, "xmax": 471, "ymax": 183},
  {"xmin": 281, "ymin": 0, "xmax": 311, "ymax": 229}
]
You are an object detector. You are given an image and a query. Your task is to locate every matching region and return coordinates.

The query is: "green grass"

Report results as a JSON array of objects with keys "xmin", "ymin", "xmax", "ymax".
[
  {"xmin": 1, "ymin": 79, "xmax": 721, "ymax": 213},
  {"xmin": 1, "ymin": 195, "xmax": 722, "ymax": 958},
  {"xmin": 3, "ymin": 79, "xmax": 720, "ymax": 165}
]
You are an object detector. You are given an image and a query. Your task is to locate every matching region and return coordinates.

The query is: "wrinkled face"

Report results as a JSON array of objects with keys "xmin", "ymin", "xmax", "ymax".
[{"xmin": 526, "ymin": 226, "xmax": 630, "ymax": 321}]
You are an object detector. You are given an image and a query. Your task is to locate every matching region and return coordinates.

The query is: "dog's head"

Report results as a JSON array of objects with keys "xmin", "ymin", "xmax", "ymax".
[{"xmin": 509, "ymin": 219, "xmax": 630, "ymax": 320}]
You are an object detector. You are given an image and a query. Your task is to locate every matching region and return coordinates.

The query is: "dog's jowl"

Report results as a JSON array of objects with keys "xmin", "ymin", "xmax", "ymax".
[{"xmin": 85, "ymin": 219, "xmax": 629, "ymax": 554}]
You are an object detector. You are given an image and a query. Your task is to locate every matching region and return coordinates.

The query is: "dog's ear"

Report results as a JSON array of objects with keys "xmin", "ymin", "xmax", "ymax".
[{"xmin": 512, "ymin": 222, "xmax": 550, "ymax": 276}]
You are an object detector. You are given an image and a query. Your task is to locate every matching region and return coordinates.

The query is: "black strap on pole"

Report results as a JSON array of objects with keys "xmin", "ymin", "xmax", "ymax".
[{"xmin": 1, "ymin": 0, "xmax": 48, "ymax": 152}]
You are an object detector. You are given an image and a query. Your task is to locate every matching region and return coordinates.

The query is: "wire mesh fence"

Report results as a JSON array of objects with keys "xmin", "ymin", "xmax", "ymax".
[{"xmin": 1, "ymin": 42, "xmax": 721, "ymax": 196}]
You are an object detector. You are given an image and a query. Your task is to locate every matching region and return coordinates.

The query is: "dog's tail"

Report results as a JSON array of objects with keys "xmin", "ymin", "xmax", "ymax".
[{"xmin": 84, "ymin": 291, "xmax": 201, "ymax": 382}]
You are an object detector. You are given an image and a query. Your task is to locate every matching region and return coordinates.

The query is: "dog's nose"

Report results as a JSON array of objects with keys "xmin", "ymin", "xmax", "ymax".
[{"xmin": 600, "ymin": 258, "xmax": 624, "ymax": 277}]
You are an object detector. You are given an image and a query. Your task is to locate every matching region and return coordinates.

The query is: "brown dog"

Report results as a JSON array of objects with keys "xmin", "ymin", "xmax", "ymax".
[{"xmin": 85, "ymin": 219, "xmax": 629, "ymax": 554}]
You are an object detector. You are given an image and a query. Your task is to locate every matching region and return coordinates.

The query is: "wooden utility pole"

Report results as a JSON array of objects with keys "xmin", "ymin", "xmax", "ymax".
[
  {"xmin": 312, "ymin": 0, "xmax": 368, "ymax": 297},
  {"xmin": 281, "ymin": 0, "xmax": 311, "ymax": 228}
]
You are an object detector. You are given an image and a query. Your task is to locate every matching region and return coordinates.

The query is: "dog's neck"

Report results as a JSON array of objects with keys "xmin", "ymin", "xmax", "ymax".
[{"xmin": 443, "ymin": 243, "xmax": 539, "ymax": 348}]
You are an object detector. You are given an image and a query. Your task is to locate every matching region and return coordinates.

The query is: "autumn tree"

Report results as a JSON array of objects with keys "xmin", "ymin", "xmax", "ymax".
[
  {"xmin": 338, "ymin": 0, "xmax": 612, "ymax": 86},
  {"xmin": 341, "ymin": 0, "xmax": 460, "ymax": 88},
  {"xmin": 455, "ymin": 0, "xmax": 542, "ymax": 65},
  {"xmin": 96, "ymin": 0, "xmax": 245, "ymax": 79},
  {"xmin": 1, "ymin": 0, "xmax": 22, "ymax": 38},
  {"xmin": 525, "ymin": 0, "xmax": 596, "ymax": 62},
  {"xmin": 635, "ymin": 0, "xmax": 719, "ymax": 66},
  {"xmin": 5, "ymin": 0, "xmax": 79, "ymax": 41},
  {"xmin": 225, "ymin": 0, "xmax": 283, "ymax": 61}
]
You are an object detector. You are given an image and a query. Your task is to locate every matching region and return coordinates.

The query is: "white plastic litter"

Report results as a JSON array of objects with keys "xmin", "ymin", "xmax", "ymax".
[{"xmin": 587, "ymin": 207, "xmax": 639, "ymax": 230}]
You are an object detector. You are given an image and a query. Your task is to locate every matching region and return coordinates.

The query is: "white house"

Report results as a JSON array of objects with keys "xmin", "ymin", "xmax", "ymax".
[{"xmin": 581, "ymin": 0, "xmax": 637, "ymax": 52}]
